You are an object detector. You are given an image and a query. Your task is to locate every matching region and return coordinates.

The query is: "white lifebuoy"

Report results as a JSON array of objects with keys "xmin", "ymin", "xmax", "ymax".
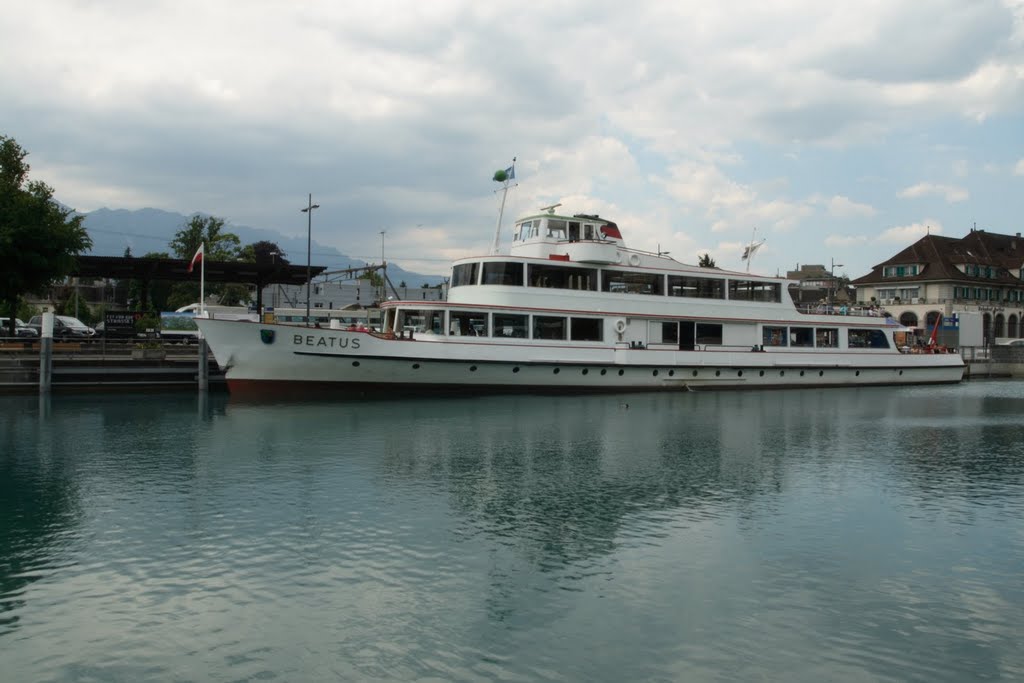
[
  {"xmin": 615, "ymin": 252, "xmax": 623, "ymax": 264},
  {"xmin": 614, "ymin": 319, "xmax": 627, "ymax": 334},
  {"xmin": 628, "ymin": 253, "xmax": 641, "ymax": 266}
]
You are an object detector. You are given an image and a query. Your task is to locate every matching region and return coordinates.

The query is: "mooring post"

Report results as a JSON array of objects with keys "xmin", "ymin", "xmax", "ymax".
[
  {"xmin": 198, "ymin": 337, "xmax": 209, "ymax": 393},
  {"xmin": 39, "ymin": 311, "xmax": 53, "ymax": 394}
]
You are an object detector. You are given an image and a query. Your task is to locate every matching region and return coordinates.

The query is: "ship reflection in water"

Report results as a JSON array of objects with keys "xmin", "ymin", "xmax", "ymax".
[{"xmin": 1, "ymin": 382, "xmax": 1023, "ymax": 682}]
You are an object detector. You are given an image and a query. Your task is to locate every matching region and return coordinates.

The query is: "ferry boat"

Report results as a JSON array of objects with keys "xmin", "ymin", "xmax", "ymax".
[{"xmin": 195, "ymin": 207, "xmax": 965, "ymax": 395}]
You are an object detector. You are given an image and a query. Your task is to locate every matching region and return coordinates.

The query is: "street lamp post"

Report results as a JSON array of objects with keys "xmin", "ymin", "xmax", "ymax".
[
  {"xmin": 830, "ymin": 257, "xmax": 844, "ymax": 310},
  {"xmin": 301, "ymin": 194, "xmax": 320, "ymax": 325}
]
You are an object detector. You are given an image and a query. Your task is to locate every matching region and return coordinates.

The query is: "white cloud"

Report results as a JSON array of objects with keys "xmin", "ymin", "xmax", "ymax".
[
  {"xmin": 1015, "ymin": 159, "xmax": 1024, "ymax": 175},
  {"xmin": 824, "ymin": 195, "xmax": 876, "ymax": 218},
  {"xmin": 898, "ymin": 183, "xmax": 969, "ymax": 203},
  {"xmin": 825, "ymin": 234, "xmax": 871, "ymax": 247},
  {"xmin": 879, "ymin": 221, "xmax": 943, "ymax": 243}
]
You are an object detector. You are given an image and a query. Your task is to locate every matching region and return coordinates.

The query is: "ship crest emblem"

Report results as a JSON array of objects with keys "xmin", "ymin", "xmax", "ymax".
[{"xmin": 260, "ymin": 329, "xmax": 275, "ymax": 345}]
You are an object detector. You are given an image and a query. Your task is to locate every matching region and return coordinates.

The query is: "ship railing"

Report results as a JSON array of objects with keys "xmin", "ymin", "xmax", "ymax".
[{"xmin": 796, "ymin": 303, "xmax": 890, "ymax": 318}]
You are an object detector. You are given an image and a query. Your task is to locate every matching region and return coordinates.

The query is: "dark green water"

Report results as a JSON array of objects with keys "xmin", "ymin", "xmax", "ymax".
[{"xmin": 1, "ymin": 382, "xmax": 1023, "ymax": 682}]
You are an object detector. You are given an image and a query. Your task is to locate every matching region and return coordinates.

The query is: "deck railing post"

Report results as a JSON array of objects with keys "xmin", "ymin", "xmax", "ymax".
[
  {"xmin": 198, "ymin": 337, "xmax": 209, "ymax": 393},
  {"xmin": 39, "ymin": 312, "xmax": 53, "ymax": 394}
]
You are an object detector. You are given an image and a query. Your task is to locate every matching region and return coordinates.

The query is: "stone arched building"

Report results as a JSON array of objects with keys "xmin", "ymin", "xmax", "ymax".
[{"xmin": 851, "ymin": 228, "xmax": 1024, "ymax": 344}]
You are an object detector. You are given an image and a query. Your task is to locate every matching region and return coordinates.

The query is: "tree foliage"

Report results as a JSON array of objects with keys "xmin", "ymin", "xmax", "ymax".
[
  {"xmin": 697, "ymin": 253, "xmax": 717, "ymax": 268},
  {"xmin": 239, "ymin": 240, "xmax": 288, "ymax": 265},
  {"xmin": 0, "ymin": 135, "xmax": 92, "ymax": 335},
  {"xmin": 169, "ymin": 215, "xmax": 241, "ymax": 261}
]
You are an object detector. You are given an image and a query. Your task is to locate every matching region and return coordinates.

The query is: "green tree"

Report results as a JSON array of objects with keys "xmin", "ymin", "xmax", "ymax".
[
  {"xmin": 239, "ymin": 240, "xmax": 288, "ymax": 265},
  {"xmin": 0, "ymin": 135, "xmax": 92, "ymax": 335},
  {"xmin": 169, "ymin": 215, "xmax": 241, "ymax": 261},
  {"xmin": 698, "ymin": 253, "xmax": 717, "ymax": 268}
]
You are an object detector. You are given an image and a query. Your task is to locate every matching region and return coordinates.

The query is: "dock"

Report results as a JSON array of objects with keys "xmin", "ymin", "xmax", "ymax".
[{"xmin": 0, "ymin": 340, "xmax": 224, "ymax": 393}]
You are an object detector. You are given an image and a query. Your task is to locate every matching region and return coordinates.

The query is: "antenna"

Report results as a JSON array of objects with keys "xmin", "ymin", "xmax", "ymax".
[{"xmin": 540, "ymin": 203, "xmax": 562, "ymax": 214}]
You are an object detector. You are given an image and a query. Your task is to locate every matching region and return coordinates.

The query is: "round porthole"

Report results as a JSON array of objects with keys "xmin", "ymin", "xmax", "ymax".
[
  {"xmin": 819, "ymin": 370, "xmax": 824, "ymax": 377},
  {"xmin": 553, "ymin": 368, "xmax": 560, "ymax": 375},
  {"xmin": 668, "ymin": 370, "xmax": 674, "ymax": 377},
  {"xmin": 759, "ymin": 370, "xmax": 765, "ymax": 377},
  {"xmin": 899, "ymin": 370, "xmax": 903, "ymax": 376},
  {"xmin": 800, "ymin": 370, "xmax": 805, "ymax": 377},
  {"xmin": 780, "ymin": 370, "xmax": 785, "ymax": 376},
  {"xmin": 737, "ymin": 370, "xmax": 743, "ymax": 377},
  {"xmin": 412, "ymin": 363, "xmax": 420, "ymax": 369},
  {"xmin": 692, "ymin": 370, "xmax": 698, "ymax": 377},
  {"xmin": 582, "ymin": 368, "xmax": 589, "ymax": 375},
  {"xmin": 352, "ymin": 361, "xmax": 360, "ymax": 367},
  {"xmin": 715, "ymin": 370, "xmax": 721, "ymax": 377},
  {"xmin": 470, "ymin": 365, "xmax": 478, "ymax": 372},
  {"xmin": 618, "ymin": 369, "xmax": 624, "ymax": 376},
  {"xmin": 600, "ymin": 369, "xmax": 607, "ymax": 376},
  {"xmin": 855, "ymin": 370, "xmax": 860, "ymax": 376},
  {"xmin": 512, "ymin": 366, "xmax": 520, "ymax": 373},
  {"xmin": 653, "ymin": 369, "xmax": 659, "ymax": 377}
]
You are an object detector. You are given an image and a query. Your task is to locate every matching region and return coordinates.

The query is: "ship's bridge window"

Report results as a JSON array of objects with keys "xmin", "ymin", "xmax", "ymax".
[
  {"xmin": 583, "ymin": 223, "xmax": 596, "ymax": 240},
  {"xmin": 528, "ymin": 263, "xmax": 597, "ymax": 290},
  {"xmin": 482, "ymin": 262, "xmax": 524, "ymax": 286},
  {"xmin": 668, "ymin": 275, "xmax": 725, "ymax": 299},
  {"xmin": 602, "ymin": 269, "xmax": 665, "ymax": 295},
  {"xmin": 451, "ymin": 262, "xmax": 479, "ymax": 287},
  {"xmin": 848, "ymin": 328, "xmax": 890, "ymax": 349},
  {"xmin": 494, "ymin": 313, "xmax": 528, "ymax": 338},
  {"xmin": 547, "ymin": 219, "xmax": 567, "ymax": 240},
  {"xmin": 729, "ymin": 279, "xmax": 781, "ymax": 303}
]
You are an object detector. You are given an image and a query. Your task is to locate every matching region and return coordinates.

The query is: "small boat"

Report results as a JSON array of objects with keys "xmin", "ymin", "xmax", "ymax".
[{"xmin": 196, "ymin": 207, "xmax": 964, "ymax": 395}]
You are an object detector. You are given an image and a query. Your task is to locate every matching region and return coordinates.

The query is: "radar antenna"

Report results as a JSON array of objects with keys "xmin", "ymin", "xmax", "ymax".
[{"xmin": 540, "ymin": 203, "xmax": 562, "ymax": 214}]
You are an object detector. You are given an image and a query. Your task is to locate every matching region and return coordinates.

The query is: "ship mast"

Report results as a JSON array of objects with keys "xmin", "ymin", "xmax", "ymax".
[{"xmin": 490, "ymin": 157, "xmax": 517, "ymax": 255}]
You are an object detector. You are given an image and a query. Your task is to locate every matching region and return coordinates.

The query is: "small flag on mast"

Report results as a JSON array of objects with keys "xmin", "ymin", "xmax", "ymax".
[
  {"xmin": 741, "ymin": 240, "xmax": 764, "ymax": 261},
  {"xmin": 187, "ymin": 243, "xmax": 204, "ymax": 273}
]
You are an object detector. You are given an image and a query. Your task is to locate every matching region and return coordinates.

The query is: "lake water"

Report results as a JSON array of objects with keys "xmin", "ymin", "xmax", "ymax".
[{"xmin": 1, "ymin": 382, "xmax": 1023, "ymax": 682}]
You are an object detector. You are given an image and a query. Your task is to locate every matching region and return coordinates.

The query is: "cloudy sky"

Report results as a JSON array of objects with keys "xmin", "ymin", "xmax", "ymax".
[{"xmin": 3, "ymin": 0, "xmax": 1023, "ymax": 278}]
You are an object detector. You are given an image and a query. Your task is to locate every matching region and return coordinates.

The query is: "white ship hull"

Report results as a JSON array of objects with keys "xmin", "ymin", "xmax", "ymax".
[{"xmin": 196, "ymin": 318, "xmax": 965, "ymax": 396}]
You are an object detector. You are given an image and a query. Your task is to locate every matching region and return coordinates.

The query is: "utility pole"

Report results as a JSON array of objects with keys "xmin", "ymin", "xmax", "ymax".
[{"xmin": 301, "ymin": 194, "xmax": 320, "ymax": 325}]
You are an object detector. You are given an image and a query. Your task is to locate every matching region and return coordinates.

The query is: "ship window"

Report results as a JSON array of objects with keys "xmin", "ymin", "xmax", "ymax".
[
  {"xmin": 668, "ymin": 275, "xmax": 725, "ymax": 299},
  {"xmin": 547, "ymin": 220, "xmax": 567, "ymax": 240},
  {"xmin": 449, "ymin": 310, "xmax": 488, "ymax": 337},
  {"xmin": 848, "ymin": 328, "xmax": 890, "ymax": 349},
  {"xmin": 602, "ymin": 269, "xmax": 664, "ymax": 295},
  {"xmin": 451, "ymin": 263, "xmax": 479, "ymax": 287},
  {"xmin": 482, "ymin": 262, "xmax": 524, "ymax": 286},
  {"xmin": 583, "ymin": 224, "xmax": 595, "ymax": 240},
  {"xmin": 528, "ymin": 264, "xmax": 597, "ymax": 290},
  {"xmin": 533, "ymin": 315, "xmax": 567, "ymax": 340},
  {"xmin": 662, "ymin": 322, "xmax": 679, "ymax": 344},
  {"xmin": 790, "ymin": 327, "xmax": 814, "ymax": 347},
  {"xmin": 570, "ymin": 317, "xmax": 602, "ymax": 341},
  {"xmin": 695, "ymin": 323, "xmax": 723, "ymax": 346},
  {"xmin": 514, "ymin": 221, "xmax": 531, "ymax": 241},
  {"xmin": 398, "ymin": 309, "xmax": 446, "ymax": 335},
  {"xmin": 763, "ymin": 326, "xmax": 787, "ymax": 347},
  {"xmin": 494, "ymin": 313, "xmax": 528, "ymax": 338},
  {"xmin": 728, "ymin": 279, "xmax": 781, "ymax": 302},
  {"xmin": 568, "ymin": 222, "xmax": 580, "ymax": 242},
  {"xmin": 816, "ymin": 328, "xmax": 839, "ymax": 348}
]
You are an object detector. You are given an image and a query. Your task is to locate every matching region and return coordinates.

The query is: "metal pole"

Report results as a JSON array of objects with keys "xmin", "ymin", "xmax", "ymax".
[
  {"xmin": 39, "ymin": 311, "xmax": 53, "ymax": 394},
  {"xmin": 301, "ymin": 194, "xmax": 320, "ymax": 326}
]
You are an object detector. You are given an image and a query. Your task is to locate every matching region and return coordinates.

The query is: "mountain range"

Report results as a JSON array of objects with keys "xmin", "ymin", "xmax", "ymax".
[{"xmin": 79, "ymin": 208, "xmax": 445, "ymax": 286}]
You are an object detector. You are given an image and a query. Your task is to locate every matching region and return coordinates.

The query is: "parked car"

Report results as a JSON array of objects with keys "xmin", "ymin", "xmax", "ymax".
[
  {"xmin": 0, "ymin": 317, "xmax": 39, "ymax": 338},
  {"xmin": 998, "ymin": 339, "xmax": 1024, "ymax": 347},
  {"xmin": 26, "ymin": 315, "xmax": 97, "ymax": 338}
]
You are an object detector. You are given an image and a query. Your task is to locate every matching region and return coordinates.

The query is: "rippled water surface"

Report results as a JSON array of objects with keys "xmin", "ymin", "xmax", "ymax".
[{"xmin": 2, "ymin": 382, "xmax": 1023, "ymax": 682}]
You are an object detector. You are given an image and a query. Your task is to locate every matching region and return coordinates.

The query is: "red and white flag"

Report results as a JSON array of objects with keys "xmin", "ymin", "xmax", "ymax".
[{"xmin": 187, "ymin": 243, "xmax": 204, "ymax": 273}]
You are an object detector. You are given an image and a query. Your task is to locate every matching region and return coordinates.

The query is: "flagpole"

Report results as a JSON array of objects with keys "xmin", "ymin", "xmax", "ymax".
[
  {"xmin": 200, "ymin": 242, "xmax": 205, "ymax": 317},
  {"xmin": 490, "ymin": 157, "xmax": 517, "ymax": 255}
]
